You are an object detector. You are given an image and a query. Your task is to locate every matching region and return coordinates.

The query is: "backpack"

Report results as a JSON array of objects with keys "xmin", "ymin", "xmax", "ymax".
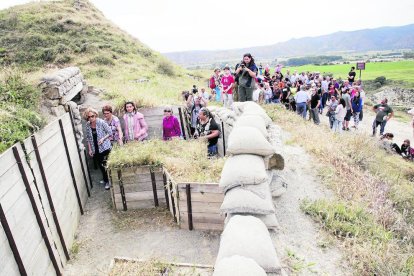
[{"xmin": 209, "ymin": 76, "xmax": 216, "ymax": 89}]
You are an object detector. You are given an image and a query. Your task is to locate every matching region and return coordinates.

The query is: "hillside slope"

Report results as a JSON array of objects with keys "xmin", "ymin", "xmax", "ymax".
[
  {"xmin": 165, "ymin": 24, "xmax": 414, "ymax": 66},
  {"xmin": 0, "ymin": 0, "xmax": 205, "ymax": 152}
]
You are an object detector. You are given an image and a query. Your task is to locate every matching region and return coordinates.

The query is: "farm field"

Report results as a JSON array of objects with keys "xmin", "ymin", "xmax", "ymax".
[{"xmin": 284, "ymin": 60, "xmax": 414, "ymax": 85}]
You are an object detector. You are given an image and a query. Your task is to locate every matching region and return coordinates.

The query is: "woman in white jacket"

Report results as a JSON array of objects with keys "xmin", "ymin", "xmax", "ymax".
[{"xmin": 333, "ymin": 98, "xmax": 346, "ymax": 133}]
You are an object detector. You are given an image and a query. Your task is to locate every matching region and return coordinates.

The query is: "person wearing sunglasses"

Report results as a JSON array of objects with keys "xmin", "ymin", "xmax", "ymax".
[
  {"xmin": 84, "ymin": 107, "xmax": 112, "ymax": 190},
  {"xmin": 162, "ymin": 106, "xmax": 181, "ymax": 140}
]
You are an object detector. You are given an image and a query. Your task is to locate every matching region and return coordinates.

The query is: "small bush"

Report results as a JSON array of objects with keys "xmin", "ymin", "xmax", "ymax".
[
  {"xmin": 0, "ymin": 70, "xmax": 41, "ymax": 108},
  {"xmin": 374, "ymin": 76, "xmax": 387, "ymax": 85},
  {"xmin": 90, "ymin": 55, "xmax": 115, "ymax": 66},
  {"xmin": 157, "ymin": 60, "xmax": 175, "ymax": 76},
  {"xmin": 40, "ymin": 48, "xmax": 56, "ymax": 62},
  {"xmin": 55, "ymin": 55, "xmax": 72, "ymax": 64}
]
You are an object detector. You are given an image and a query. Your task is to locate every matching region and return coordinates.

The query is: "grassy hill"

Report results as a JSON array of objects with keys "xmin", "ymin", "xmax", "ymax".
[{"xmin": 0, "ymin": 0, "xmax": 205, "ymax": 152}]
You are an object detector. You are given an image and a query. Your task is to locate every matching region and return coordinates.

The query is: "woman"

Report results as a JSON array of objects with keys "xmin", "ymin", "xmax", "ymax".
[
  {"xmin": 102, "ymin": 105, "xmax": 123, "ymax": 146},
  {"xmin": 351, "ymin": 91, "xmax": 363, "ymax": 129},
  {"xmin": 162, "ymin": 106, "xmax": 181, "ymax": 140},
  {"xmin": 84, "ymin": 107, "xmax": 112, "ymax": 190},
  {"xmin": 186, "ymin": 93, "xmax": 207, "ymax": 135},
  {"xmin": 123, "ymin": 101, "xmax": 148, "ymax": 142},
  {"xmin": 235, "ymin": 53, "xmax": 258, "ymax": 102},
  {"xmin": 333, "ymin": 98, "xmax": 346, "ymax": 133}
]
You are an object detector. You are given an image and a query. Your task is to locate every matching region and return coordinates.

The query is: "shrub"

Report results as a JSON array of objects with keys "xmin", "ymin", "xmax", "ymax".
[
  {"xmin": 157, "ymin": 60, "xmax": 175, "ymax": 76},
  {"xmin": 40, "ymin": 48, "xmax": 56, "ymax": 62},
  {"xmin": 374, "ymin": 76, "xmax": 387, "ymax": 85},
  {"xmin": 0, "ymin": 70, "xmax": 41, "ymax": 108},
  {"xmin": 90, "ymin": 55, "xmax": 114, "ymax": 66}
]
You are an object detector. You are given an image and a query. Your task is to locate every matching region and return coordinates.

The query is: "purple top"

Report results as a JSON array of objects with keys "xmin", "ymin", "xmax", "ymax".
[
  {"xmin": 104, "ymin": 115, "xmax": 121, "ymax": 142},
  {"xmin": 163, "ymin": 116, "xmax": 181, "ymax": 140}
]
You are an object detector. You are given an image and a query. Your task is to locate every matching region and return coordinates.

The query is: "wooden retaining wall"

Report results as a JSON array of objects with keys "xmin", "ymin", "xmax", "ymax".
[
  {"xmin": 109, "ymin": 166, "xmax": 167, "ymax": 211},
  {"xmin": 0, "ymin": 112, "xmax": 91, "ymax": 276},
  {"xmin": 111, "ymin": 166, "xmax": 225, "ymax": 231}
]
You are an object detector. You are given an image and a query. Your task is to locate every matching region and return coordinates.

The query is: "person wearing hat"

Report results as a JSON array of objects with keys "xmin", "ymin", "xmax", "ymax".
[
  {"xmin": 372, "ymin": 98, "xmax": 394, "ymax": 136},
  {"xmin": 220, "ymin": 66, "xmax": 235, "ymax": 108}
]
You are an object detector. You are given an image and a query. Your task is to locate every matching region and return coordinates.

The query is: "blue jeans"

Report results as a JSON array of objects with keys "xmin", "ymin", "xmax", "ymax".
[
  {"xmin": 208, "ymin": 144, "xmax": 218, "ymax": 156},
  {"xmin": 373, "ymin": 120, "xmax": 387, "ymax": 136},
  {"xmin": 296, "ymin": 102, "xmax": 307, "ymax": 119},
  {"xmin": 215, "ymin": 87, "xmax": 221, "ymax": 102}
]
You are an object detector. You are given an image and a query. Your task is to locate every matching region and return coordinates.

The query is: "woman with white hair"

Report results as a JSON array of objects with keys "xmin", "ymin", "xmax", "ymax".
[{"xmin": 162, "ymin": 106, "xmax": 181, "ymax": 140}]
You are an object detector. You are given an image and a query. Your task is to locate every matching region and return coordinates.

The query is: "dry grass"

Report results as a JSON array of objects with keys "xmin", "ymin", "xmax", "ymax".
[
  {"xmin": 263, "ymin": 104, "xmax": 414, "ymax": 275},
  {"xmin": 111, "ymin": 207, "xmax": 176, "ymax": 231},
  {"xmin": 107, "ymin": 139, "xmax": 225, "ymax": 183},
  {"xmin": 109, "ymin": 258, "xmax": 212, "ymax": 276}
]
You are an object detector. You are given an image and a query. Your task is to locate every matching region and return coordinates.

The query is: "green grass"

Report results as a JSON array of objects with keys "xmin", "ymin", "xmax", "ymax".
[{"xmin": 283, "ymin": 60, "xmax": 414, "ymax": 85}]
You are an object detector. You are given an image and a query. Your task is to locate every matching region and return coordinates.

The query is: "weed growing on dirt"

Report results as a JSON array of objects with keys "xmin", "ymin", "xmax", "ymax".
[
  {"xmin": 263, "ymin": 104, "xmax": 414, "ymax": 275},
  {"xmin": 107, "ymin": 139, "xmax": 225, "ymax": 183},
  {"xmin": 286, "ymin": 249, "xmax": 317, "ymax": 274}
]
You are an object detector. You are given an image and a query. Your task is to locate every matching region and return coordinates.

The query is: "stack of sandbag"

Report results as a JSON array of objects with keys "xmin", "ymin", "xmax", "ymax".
[
  {"xmin": 213, "ymin": 102, "xmax": 284, "ymax": 274},
  {"xmin": 214, "ymin": 215, "xmax": 281, "ymax": 275},
  {"xmin": 209, "ymin": 106, "xmax": 237, "ymax": 127},
  {"xmin": 41, "ymin": 67, "xmax": 86, "ymax": 104}
]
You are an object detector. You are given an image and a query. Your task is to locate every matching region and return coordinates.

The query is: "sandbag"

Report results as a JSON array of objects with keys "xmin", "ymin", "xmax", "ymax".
[
  {"xmin": 220, "ymin": 181, "xmax": 274, "ymax": 215},
  {"xmin": 219, "ymin": 154, "xmax": 267, "ymax": 191},
  {"xmin": 226, "ymin": 213, "xmax": 279, "ymax": 230},
  {"xmin": 233, "ymin": 114, "xmax": 267, "ymax": 137},
  {"xmin": 213, "ymin": 255, "xmax": 266, "ymax": 276},
  {"xmin": 227, "ymin": 126, "xmax": 274, "ymax": 156},
  {"xmin": 243, "ymin": 104, "xmax": 272, "ymax": 126},
  {"xmin": 232, "ymin": 102, "xmax": 249, "ymax": 116},
  {"xmin": 215, "ymin": 215, "xmax": 281, "ymax": 273}
]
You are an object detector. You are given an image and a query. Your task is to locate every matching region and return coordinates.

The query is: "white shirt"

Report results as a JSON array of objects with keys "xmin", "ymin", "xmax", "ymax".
[
  {"xmin": 321, "ymin": 80, "xmax": 329, "ymax": 92},
  {"xmin": 295, "ymin": 90, "xmax": 310, "ymax": 103},
  {"xmin": 359, "ymin": 90, "xmax": 366, "ymax": 105}
]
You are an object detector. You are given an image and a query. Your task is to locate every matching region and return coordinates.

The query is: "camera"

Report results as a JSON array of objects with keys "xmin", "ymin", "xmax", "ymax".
[
  {"xmin": 192, "ymin": 85, "xmax": 198, "ymax": 94},
  {"xmin": 240, "ymin": 63, "xmax": 245, "ymax": 68}
]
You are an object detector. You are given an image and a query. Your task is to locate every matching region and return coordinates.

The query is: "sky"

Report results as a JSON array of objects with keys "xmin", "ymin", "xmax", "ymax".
[{"xmin": 1, "ymin": 0, "xmax": 414, "ymax": 53}]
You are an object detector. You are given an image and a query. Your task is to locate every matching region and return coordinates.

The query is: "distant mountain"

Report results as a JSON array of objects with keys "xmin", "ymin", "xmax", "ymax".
[{"xmin": 164, "ymin": 24, "xmax": 414, "ymax": 67}]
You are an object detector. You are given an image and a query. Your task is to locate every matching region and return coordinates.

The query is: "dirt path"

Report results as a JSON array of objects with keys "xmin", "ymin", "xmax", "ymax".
[
  {"xmin": 269, "ymin": 126, "xmax": 349, "ymax": 275},
  {"xmin": 64, "ymin": 169, "xmax": 220, "ymax": 275}
]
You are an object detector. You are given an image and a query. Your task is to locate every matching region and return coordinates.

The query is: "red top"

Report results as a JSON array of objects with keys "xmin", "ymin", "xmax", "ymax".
[{"xmin": 221, "ymin": 75, "xmax": 235, "ymax": 94}]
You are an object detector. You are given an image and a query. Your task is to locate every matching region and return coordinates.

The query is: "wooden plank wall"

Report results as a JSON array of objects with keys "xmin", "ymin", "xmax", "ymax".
[
  {"xmin": 110, "ymin": 166, "xmax": 167, "ymax": 210},
  {"xmin": 0, "ymin": 112, "xmax": 91, "ymax": 275},
  {"xmin": 177, "ymin": 183, "xmax": 225, "ymax": 231}
]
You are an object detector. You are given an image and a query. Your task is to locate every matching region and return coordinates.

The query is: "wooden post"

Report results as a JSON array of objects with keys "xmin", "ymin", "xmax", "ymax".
[
  {"xmin": 163, "ymin": 172, "xmax": 170, "ymax": 211},
  {"xmin": 150, "ymin": 167, "xmax": 159, "ymax": 207},
  {"xmin": 12, "ymin": 146, "xmax": 62, "ymax": 276},
  {"xmin": 117, "ymin": 170, "xmax": 127, "ymax": 211},
  {"xmin": 178, "ymin": 107, "xmax": 187, "ymax": 140},
  {"xmin": 59, "ymin": 119, "xmax": 84, "ymax": 215},
  {"xmin": 186, "ymin": 184, "xmax": 193, "ymax": 230},
  {"xmin": 170, "ymin": 180, "xmax": 177, "ymax": 222},
  {"xmin": 221, "ymin": 121, "xmax": 226, "ymax": 156},
  {"xmin": 83, "ymin": 149, "xmax": 93, "ymax": 188},
  {"xmin": 68, "ymin": 108, "xmax": 90, "ymax": 197},
  {"xmin": 0, "ymin": 203, "xmax": 27, "ymax": 276},
  {"xmin": 31, "ymin": 136, "xmax": 70, "ymax": 261}
]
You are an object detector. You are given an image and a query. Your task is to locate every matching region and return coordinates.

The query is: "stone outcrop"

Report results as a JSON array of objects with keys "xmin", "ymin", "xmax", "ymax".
[
  {"xmin": 371, "ymin": 87, "xmax": 414, "ymax": 108},
  {"xmin": 40, "ymin": 67, "xmax": 88, "ymax": 151}
]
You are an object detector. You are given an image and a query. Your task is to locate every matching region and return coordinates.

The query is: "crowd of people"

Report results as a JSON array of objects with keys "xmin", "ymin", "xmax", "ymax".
[
  {"xmin": 85, "ymin": 53, "xmax": 413, "ymax": 189},
  {"xmin": 200, "ymin": 53, "xmax": 413, "ymax": 160}
]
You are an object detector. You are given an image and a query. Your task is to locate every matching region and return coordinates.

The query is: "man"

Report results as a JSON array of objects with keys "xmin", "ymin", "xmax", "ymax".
[
  {"xmin": 194, "ymin": 107, "xmax": 220, "ymax": 156},
  {"xmin": 294, "ymin": 85, "xmax": 310, "ymax": 119},
  {"xmin": 372, "ymin": 98, "xmax": 394, "ymax": 136},
  {"xmin": 341, "ymin": 88, "xmax": 353, "ymax": 131},
  {"xmin": 327, "ymin": 95, "xmax": 338, "ymax": 129},
  {"xmin": 290, "ymin": 70, "xmax": 298, "ymax": 84},
  {"xmin": 310, "ymin": 88, "xmax": 320, "ymax": 125},
  {"xmin": 320, "ymin": 76, "xmax": 329, "ymax": 113},
  {"xmin": 348, "ymin": 66, "xmax": 356, "ymax": 85}
]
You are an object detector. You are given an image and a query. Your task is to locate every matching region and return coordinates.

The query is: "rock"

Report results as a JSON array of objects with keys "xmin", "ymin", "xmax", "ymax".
[
  {"xmin": 43, "ymin": 99, "xmax": 60, "ymax": 108},
  {"xmin": 372, "ymin": 87, "xmax": 414, "ymax": 107},
  {"xmin": 50, "ymin": 106, "xmax": 66, "ymax": 117}
]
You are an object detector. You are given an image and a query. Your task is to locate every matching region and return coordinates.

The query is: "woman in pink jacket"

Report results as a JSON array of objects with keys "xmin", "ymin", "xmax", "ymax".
[{"xmin": 123, "ymin": 101, "xmax": 148, "ymax": 142}]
